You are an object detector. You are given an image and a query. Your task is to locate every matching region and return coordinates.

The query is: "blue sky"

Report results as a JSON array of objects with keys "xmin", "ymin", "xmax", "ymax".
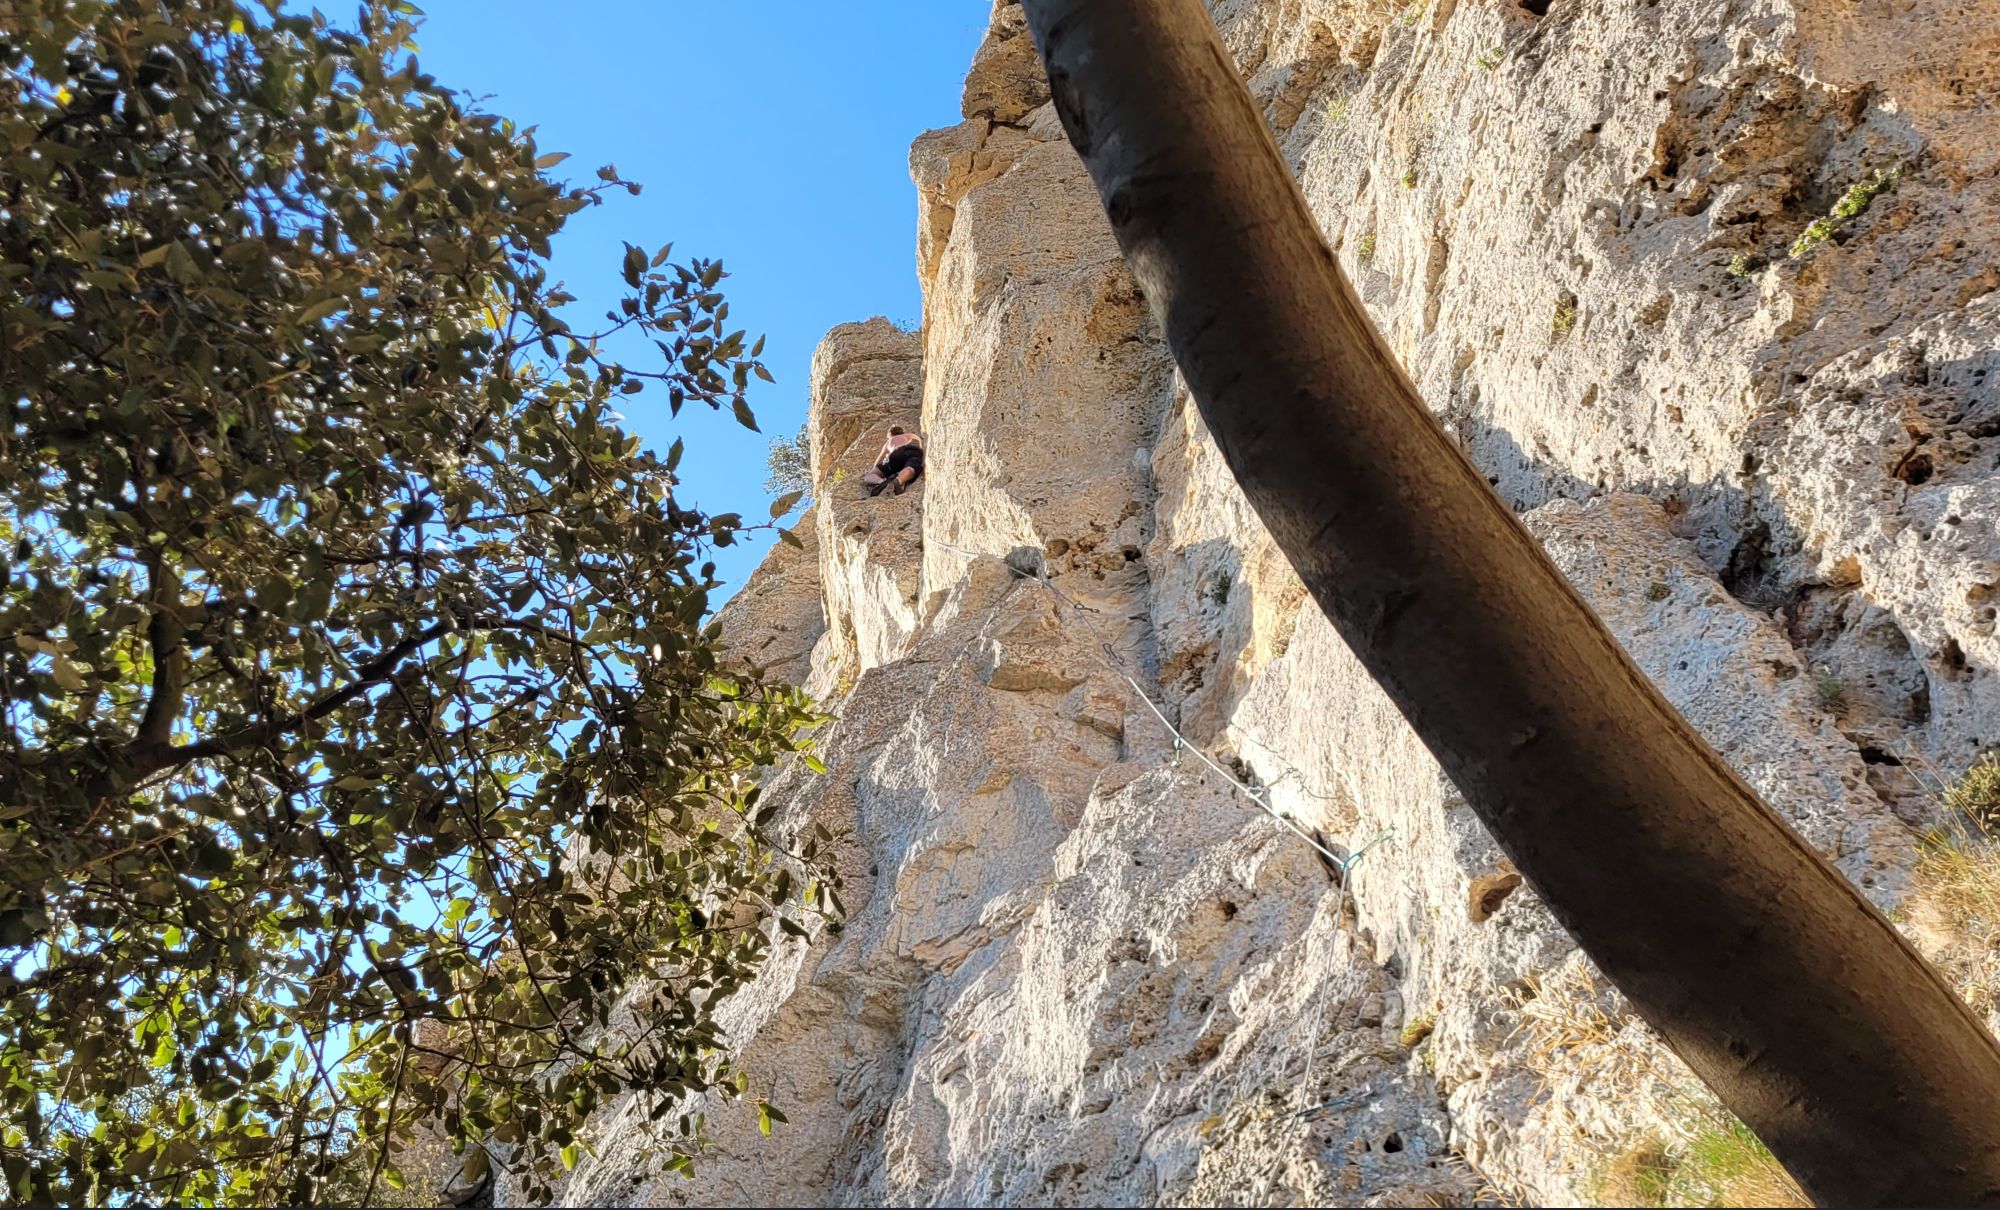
[{"xmin": 413, "ymin": 2, "xmax": 991, "ymax": 594}]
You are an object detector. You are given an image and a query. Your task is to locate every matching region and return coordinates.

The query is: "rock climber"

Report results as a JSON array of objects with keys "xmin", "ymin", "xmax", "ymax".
[{"xmin": 868, "ymin": 424, "xmax": 926, "ymax": 496}]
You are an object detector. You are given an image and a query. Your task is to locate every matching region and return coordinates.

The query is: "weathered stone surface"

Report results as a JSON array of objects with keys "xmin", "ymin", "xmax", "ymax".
[
  {"xmin": 714, "ymin": 504, "xmax": 824, "ymax": 687},
  {"xmin": 959, "ymin": 0, "xmax": 1048, "ymax": 125},
  {"xmin": 565, "ymin": 557, "xmax": 1472, "ymax": 1207},
  {"xmin": 808, "ymin": 320, "xmax": 928, "ymax": 685},
  {"xmin": 542, "ymin": 0, "xmax": 2000, "ymax": 1203}
]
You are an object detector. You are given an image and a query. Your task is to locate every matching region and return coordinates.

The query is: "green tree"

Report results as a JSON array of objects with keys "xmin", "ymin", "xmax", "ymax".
[
  {"xmin": 0, "ymin": 2, "xmax": 837, "ymax": 1204},
  {"xmin": 764, "ymin": 424, "xmax": 812, "ymax": 505}
]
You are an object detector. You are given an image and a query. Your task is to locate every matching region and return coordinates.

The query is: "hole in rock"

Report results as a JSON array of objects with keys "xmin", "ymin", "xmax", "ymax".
[
  {"xmin": 1468, "ymin": 871, "xmax": 1523, "ymax": 922},
  {"xmin": 1940, "ymin": 636, "xmax": 1972, "ymax": 681},
  {"xmin": 1894, "ymin": 450, "xmax": 1934, "ymax": 485}
]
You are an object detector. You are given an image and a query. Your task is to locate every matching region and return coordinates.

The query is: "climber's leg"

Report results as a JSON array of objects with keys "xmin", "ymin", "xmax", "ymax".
[{"xmin": 884, "ymin": 446, "xmax": 925, "ymax": 495}]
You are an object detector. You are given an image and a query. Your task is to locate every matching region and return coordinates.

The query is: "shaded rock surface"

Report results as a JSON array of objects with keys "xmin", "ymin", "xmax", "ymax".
[{"xmin": 528, "ymin": 0, "xmax": 2000, "ymax": 1204}]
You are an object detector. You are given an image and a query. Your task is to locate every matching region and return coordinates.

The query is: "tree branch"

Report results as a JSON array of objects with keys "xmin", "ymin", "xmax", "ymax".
[
  {"xmin": 134, "ymin": 551, "xmax": 186, "ymax": 752},
  {"xmin": 126, "ymin": 618, "xmax": 457, "ymax": 781}
]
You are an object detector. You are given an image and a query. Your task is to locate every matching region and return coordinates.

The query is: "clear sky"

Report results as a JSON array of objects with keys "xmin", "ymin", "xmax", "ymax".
[{"xmin": 412, "ymin": 1, "xmax": 991, "ymax": 594}]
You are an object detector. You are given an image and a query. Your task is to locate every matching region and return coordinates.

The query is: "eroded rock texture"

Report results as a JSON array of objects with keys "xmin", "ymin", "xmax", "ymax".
[{"xmin": 527, "ymin": 0, "xmax": 2000, "ymax": 1203}]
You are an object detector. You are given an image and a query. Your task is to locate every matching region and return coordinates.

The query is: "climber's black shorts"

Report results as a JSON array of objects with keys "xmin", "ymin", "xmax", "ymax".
[{"xmin": 880, "ymin": 444, "xmax": 925, "ymax": 479}]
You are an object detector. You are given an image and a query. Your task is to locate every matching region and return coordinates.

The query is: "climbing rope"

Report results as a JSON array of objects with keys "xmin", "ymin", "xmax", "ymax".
[
  {"xmin": 922, "ymin": 536, "xmax": 1397, "ymax": 1206},
  {"xmin": 924, "ymin": 535, "xmax": 1392, "ymax": 881}
]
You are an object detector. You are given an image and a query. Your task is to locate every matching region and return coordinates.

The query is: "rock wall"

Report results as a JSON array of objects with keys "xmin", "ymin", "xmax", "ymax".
[{"xmin": 540, "ymin": 0, "xmax": 2000, "ymax": 1204}]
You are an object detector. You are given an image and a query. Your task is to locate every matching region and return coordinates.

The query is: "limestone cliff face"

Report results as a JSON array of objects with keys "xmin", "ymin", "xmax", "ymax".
[{"xmin": 545, "ymin": 1, "xmax": 2000, "ymax": 1203}]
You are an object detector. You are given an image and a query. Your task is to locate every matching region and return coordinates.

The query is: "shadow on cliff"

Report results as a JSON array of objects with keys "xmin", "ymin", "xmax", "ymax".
[{"xmin": 1462, "ymin": 403, "xmax": 1997, "ymax": 805}]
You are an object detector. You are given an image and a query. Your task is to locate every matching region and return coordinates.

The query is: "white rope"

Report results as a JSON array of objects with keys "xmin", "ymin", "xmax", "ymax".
[
  {"xmin": 922, "ymin": 534, "xmax": 1397, "ymax": 1207},
  {"xmin": 925, "ymin": 535, "xmax": 1390, "ymax": 878}
]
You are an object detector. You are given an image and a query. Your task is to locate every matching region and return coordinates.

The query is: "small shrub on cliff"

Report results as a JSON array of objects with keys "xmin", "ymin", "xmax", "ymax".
[
  {"xmin": 1596, "ymin": 1138, "xmax": 1675, "ymax": 1207},
  {"xmin": 0, "ymin": 3, "xmax": 832, "ymax": 1203},
  {"xmin": 1904, "ymin": 827, "xmax": 2000, "ymax": 1025},
  {"xmin": 1398, "ymin": 1013, "xmax": 1436, "ymax": 1048},
  {"xmin": 1788, "ymin": 165, "xmax": 1901, "ymax": 259},
  {"xmin": 766, "ymin": 423, "xmax": 815, "ymax": 504}
]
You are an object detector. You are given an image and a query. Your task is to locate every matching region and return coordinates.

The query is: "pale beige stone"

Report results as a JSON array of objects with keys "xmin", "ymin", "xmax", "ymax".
[{"xmin": 533, "ymin": 0, "xmax": 2000, "ymax": 1203}]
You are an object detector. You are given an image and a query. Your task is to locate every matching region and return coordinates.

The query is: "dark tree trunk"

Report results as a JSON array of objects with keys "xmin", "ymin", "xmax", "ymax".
[{"xmin": 1016, "ymin": 1, "xmax": 2000, "ymax": 1203}]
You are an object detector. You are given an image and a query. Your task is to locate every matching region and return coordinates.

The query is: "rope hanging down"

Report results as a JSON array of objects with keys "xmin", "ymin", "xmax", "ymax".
[{"xmin": 925, "ymin": 537, "xmax": 1391, "ymax": 882}]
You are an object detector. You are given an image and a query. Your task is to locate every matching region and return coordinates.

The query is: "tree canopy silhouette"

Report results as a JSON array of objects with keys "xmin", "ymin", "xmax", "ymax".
[{"xmin": 0, "ymin": 1, "xmax": 835, "ymax": 1202}]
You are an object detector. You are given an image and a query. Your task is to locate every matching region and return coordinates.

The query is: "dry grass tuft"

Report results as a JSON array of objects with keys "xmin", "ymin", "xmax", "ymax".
[
  {"xmin": 1594, "ymin": 1137, "xmax": 1674, "ymax": 1207},
  {"xmin": 1509, "ymin": 960, "xmax": 1630, "ymax": 1065},
  {"xmin": 1508, "ymin": 960, "xmax": 1806, "ymax": 1208},
  {"xmin": 1670, "ymin": 1117, "xmax": 1806, "ymax": 1208},
  {"xmin": 1497, "ymin": 757, "xmax": 2000, "ymax": 1208},
  {"xmin": 1583, "ymin": 1110, "xmax": 1804, "ymax": 1208},
  {"xmin": 1905, "ymin": 827, "xmax": 2000, "ymax": 1023},
  {"xmin": 1944, "ymin": 754, "xmax": 2000, "ymax": 838}
]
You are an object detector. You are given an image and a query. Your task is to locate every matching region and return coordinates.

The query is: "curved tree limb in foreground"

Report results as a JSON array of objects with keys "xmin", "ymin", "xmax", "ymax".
[{"xmin": 1017, "ymin": 1, "xmax": 2000, "ymax": 1203}]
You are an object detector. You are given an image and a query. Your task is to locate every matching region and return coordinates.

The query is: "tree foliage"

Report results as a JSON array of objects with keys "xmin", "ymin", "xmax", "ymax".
[
  {"xmin": 0, "ymin": 1, "xmax": 836, "ymax": 1203},
  {"xmin": 763, "ymin": 425, "xmax": 812, "ymax": 505}
]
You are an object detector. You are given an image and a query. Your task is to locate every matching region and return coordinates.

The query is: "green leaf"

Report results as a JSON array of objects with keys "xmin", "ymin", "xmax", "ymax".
[
  {"xmin": 0, "ymin": 5, "xmax": 816, "ymax": 1201},
  {"xmin": 298, "ymin": 297, "xmax": 343, "ymax": 325},
  {"xmin": 769, "ymin": 490, "xmax": 804, "ymax": 518},
  {"xmin": 534, "ymin": 152, "xmax": 570, "ymax": 170},
  {"xmin": 164, "ymin": 241, "xmax": 200, "ymax": 284},
  {"xmin": 731, "ymin": 397, "xmax": 759, "ymax": 432}
]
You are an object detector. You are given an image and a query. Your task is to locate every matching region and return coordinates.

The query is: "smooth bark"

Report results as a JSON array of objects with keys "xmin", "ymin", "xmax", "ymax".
[{"xmin": 1017, "ymin": 1, "xmax": 2000, "ymax": 1203}]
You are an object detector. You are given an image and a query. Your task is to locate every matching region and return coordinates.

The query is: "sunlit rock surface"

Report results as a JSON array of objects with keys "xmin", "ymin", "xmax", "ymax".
[{"xmin": 533, "ymin": 0, "xmax": 2000, "ymax": 1203}]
